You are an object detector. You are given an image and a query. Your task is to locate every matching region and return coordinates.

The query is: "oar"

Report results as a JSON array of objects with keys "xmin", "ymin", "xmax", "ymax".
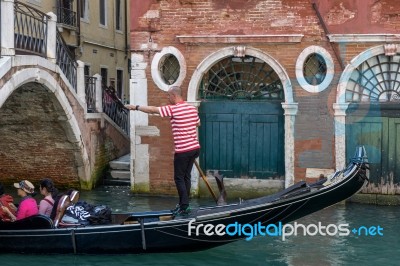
[{"xmin": 194, "ymin": 160, "xmax": 218, "ymax": 202}]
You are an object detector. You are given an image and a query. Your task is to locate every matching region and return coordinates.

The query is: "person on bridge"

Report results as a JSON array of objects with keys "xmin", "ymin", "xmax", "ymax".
[{"xmin": 125, "ymin": 86, "xmax": 200, "ymax": 216}]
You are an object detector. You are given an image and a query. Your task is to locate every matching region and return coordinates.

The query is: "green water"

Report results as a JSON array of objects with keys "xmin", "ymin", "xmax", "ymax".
[{"xmin": 2, "ymin": 186, "xmax": 399, "ymax": 266}]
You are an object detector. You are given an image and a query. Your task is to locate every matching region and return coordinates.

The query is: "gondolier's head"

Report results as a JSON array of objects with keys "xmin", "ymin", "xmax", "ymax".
[
  {"xmin": 14, "ymin": 180, "xmax": 35, "ymax": 194},
  {"xmin": 167, "ymin": 86, "xmax": 183, "ymax": 104}
]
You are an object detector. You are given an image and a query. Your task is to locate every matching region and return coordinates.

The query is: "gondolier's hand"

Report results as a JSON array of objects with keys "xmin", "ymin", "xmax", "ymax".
[{"xmin": 125, "ymin": 104, "xmax": 140, "ymax": 111}]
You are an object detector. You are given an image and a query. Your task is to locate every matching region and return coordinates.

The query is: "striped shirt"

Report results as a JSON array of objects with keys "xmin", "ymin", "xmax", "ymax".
[{"xmin": 159, "ymin": 101, "xmax": 200, "ymax": 153}]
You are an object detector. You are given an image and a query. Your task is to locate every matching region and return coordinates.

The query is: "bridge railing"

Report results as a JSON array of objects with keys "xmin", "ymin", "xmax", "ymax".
[
  {"xmin": 85, "ymin": 76, "xmax": 97, "ymax": 113},
  {"xmin": 56, "ymin": 29, "xmax": 77, "ymax": 91},
  {"xmin": 102, "ymin": 86, "xmax": 130, "ymax": 135},
  {"xmin": 14, "ymin": 1, "xmax": 48, "ymax": 57}
]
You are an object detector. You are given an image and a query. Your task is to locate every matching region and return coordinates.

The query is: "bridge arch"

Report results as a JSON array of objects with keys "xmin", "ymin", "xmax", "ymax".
[{"xmin": 0, "ymin": 62, "xmax": 90, "ymax": 184}]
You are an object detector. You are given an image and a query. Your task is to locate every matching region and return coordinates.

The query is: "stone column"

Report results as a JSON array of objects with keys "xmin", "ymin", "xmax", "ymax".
[
  {"xmin": 46, "ymin": 12, "xmax": 57, "ymax": 63},
  {"xmin": 334, "ymin": 103, "xmax": 349, "ymax": 171},
  {"xmin": 282, "ymin": 103, "xmax": 298, "ymax": 188},
  {"xmin": 130, "ymin": 53, "xmax": 150, "ymax": 193},
  {"xmin": 93, "ymin": 73, "xmax": 102, "ymax": 112},
  {"xmin": 76, "ymin": 60, "xmax": 86, "ymax": 105},
  {"xmin": 1, "ymin": 0, "xmax": 15, "ymax": 56}
]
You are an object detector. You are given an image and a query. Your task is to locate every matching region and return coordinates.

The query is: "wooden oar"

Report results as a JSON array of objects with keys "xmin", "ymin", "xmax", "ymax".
[{"xmin": 194, "ymin": 161, "xmax": 218, "ymax": 202}]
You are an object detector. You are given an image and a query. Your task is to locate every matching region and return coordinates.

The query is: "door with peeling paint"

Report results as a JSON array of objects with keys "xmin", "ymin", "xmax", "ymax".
[{"xmin": 346, "ymin": 110, "xmax": 400, "ymax": 194}]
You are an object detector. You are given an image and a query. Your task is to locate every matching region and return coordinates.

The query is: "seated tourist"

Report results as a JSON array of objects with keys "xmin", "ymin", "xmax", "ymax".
[
  {"xmin": 38, "ymin": 178, "xmax": 58, "ymax": 217},
  {"xmin": 0, "ymin": 183, "xmax": 17, "ymax": 222},
  {"xmin": 8, "ymin": 180, "xmax": 39, "ymax": 221}
]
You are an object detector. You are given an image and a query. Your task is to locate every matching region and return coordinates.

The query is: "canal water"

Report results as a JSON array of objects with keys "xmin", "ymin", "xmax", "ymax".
[{"xmin": 2, "ymin": 186, "xmax": 399, "ymax": 266}]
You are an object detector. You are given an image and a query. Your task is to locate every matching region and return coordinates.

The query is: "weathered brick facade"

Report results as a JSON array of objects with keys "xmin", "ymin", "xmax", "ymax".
[{"xmin": 130, "ymin": 0, "xmax": 400, "ymax": 199}]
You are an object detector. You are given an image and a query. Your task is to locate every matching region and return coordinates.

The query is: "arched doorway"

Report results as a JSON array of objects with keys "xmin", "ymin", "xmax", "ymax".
[
  {"xmin": 198, "ymin": 55, "xmax": 284, "ymax": 179},
  {"xmin": 187, "ymin": 47, "xmax": 297, "ymax": 187},
  {"xmin": 335, "ymin": 45, "xmax": 400, "ymax": 194}
]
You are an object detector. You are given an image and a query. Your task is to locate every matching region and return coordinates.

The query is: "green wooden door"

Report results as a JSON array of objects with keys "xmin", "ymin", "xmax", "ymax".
[
  {"xmin": 346, "ymin": 116, "xmax": 400, "ymax": 186},
  {"xmin": 388, "ymin": 118, "xmax": 400, "ymax": 185},
  {"xmin": 199, "ymin": 101, "xmax": 284, "ymax": 179},
  {"xmin": 346, "ymin": 116, "xmax": 386, "ymax": 183}
]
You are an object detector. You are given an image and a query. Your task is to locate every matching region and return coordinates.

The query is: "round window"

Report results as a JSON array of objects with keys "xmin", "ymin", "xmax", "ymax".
[
  {"xmin": 151, "ymin": 47, "xmax": 187, "ymax": 91},
  {"xmin": 160, "ymin": 54, "xmax": 180, "ymax": 85},
  {"xmin": 303, "ymin": 53, "xmax": 327, "ymax": 85},
  {"xmin": 295, "ymin": 46, "xmax": 334, "ymax": 93}
]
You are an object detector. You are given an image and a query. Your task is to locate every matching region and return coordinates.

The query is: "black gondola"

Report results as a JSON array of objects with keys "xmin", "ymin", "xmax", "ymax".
[{"xmin": 0, "ymin": 146, "xmax": 368, "ymax": 254}]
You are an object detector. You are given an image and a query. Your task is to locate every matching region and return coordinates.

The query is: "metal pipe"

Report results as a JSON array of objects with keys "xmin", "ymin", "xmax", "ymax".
[{"xmin": 312, "ymin": 1, "xmax": 345, "ymax": 71}]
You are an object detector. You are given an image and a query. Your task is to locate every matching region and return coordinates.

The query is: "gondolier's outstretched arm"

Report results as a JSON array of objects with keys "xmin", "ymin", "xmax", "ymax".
[{"xmin": 124, "ymin": 104, "xmax": 160, "ymax": 114}]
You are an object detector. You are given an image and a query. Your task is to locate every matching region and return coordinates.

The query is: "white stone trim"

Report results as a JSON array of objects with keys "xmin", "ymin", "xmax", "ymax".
[
  {"xmin": 328, "ymin": 34, "xmax": 400, "ymax": 43},
  {"xmin": 295, "ymin": 45, "xmax": 334, "ymax": 93},
  {"xmin": 188, "ymin": 46, "xmax": 297, "ymax": 188},
  {"xmin": 177, "ymin": 34, "xmax": 304, "ymax": 44},
  {"xmin": 0, "ymin": 57, "xmax": 12, "ymax": 79},
  {"xmin": 151, "ymin": 46, "xmax": 187, "ymax": 91}
]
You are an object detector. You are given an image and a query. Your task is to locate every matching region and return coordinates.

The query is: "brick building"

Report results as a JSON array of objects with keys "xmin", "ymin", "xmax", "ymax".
[{"xmin": 129, "ymin": 0, "xmax": 400, "ymax": 202}]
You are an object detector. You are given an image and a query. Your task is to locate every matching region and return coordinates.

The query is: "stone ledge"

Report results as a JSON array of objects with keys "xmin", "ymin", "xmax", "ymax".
[
  {"xmin": 177, "ymin": 34, "xmax": 304, "ymax": 44},
  {"xmin": 328, "ymin": 34, "xmax": 400, "ymax": 43},
  {"xmin": 135, "ymin": 126, "xmax": 160, "ymax": 136},
  {"xmin": 348, "ymin": 193, "xmax": 400, "ymax": 205}
]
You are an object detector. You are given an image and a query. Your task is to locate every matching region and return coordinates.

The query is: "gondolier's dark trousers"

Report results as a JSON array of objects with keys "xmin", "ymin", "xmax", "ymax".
[{"xmin": 174, "ymin": 148, "xmax": 200, "ymax": 208}]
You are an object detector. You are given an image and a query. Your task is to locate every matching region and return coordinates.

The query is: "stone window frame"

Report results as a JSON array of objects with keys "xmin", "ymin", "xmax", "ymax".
[
  {"xmin": 151, "ymin": 46, "xmax": 187, "ymax": 92},
  {"xmin": 295, "ymin": 45, "xmax": 334, "ymax": 93}
]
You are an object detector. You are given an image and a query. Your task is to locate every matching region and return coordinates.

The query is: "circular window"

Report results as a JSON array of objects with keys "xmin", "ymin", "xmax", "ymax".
[
  {"xmin": 296, "ymin": 46, "xmax": 334, "ymax": 93},
  {"xmin": 160, "ymin": 54, "xmax": 180, "ymax": 85},
  {"xmin": 303, "ymin": 53, "xmax": 327, "ymax": 85},
  {"xmin": 151, "ymin": 47, "xmax": 186, "ymax": 91}
]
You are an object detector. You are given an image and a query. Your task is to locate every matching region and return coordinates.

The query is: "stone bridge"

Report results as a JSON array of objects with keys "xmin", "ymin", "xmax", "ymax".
[{"xmin": 0, "ymin": 1, "xmax": 130, "ymax": 189}]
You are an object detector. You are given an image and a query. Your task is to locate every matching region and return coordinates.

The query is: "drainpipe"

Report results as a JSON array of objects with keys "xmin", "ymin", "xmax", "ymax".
[
  {"xmin": 311, "ymin": 1, "xmax": 345, "ymax": 71},
  {"xmin": 124, "ymin": 0, "xmax": 129, "ymax": 57},
  {"xmin": 76, "ymin": 0, "xmax": 81, "ymax": 49}
]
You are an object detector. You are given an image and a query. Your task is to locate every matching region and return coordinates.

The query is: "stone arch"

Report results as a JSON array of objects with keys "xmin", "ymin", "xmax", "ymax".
[
  {"xmin": 334, "ymin": 44, "xmax": 391, "ymax": 170},
  {"xmin": 0, "ymin": 67, "xmax": 91, "ymax": 183},
  {"xmin": 187, "ymin": 46, "xmax": 298, "ymax": 187}
]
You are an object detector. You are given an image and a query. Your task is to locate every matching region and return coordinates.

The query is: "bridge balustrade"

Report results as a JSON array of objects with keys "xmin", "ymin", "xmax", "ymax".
[
  {"xmin": 14, "ymin": 1, "xmax": 48, "ymax": 57},
  {"xmin": 56, "ymin": 30, "xmax": 77, "ymax": 91},
  {"xmin": 102, "ymin": 86, "xmax": 130, "ymax": 135},
  {"xmin": 1, "ymin": 0, "xmax": 129, "ymax": 136}
]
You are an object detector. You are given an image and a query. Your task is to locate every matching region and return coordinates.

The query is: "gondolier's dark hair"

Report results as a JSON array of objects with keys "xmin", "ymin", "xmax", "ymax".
[{"xmin": 0, "ymin": 183, "xmax": 4, "ymax": 195}]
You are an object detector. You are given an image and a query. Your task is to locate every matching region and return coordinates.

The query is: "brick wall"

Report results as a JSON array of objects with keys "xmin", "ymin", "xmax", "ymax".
[{"xmin": 131, "ymin": 0, "xmax": 400, "ymax": 188}]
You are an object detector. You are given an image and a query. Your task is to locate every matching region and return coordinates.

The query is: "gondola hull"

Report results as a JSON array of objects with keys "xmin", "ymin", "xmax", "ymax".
[{"xmin": 0, "ymin": 147, "xmax": 368, "ymax": 254}]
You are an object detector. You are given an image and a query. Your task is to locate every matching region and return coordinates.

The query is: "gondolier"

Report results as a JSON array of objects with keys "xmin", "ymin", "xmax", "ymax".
[{"xmin": 125, "ymin": 86, "xmax": 200, "ymax": 216}]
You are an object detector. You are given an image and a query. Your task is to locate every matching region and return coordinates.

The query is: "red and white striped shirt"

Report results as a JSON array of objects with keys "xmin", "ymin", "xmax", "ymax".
[{"xmin": 159, "ymin": 101, "xmax": 200, "ymax": 153}]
